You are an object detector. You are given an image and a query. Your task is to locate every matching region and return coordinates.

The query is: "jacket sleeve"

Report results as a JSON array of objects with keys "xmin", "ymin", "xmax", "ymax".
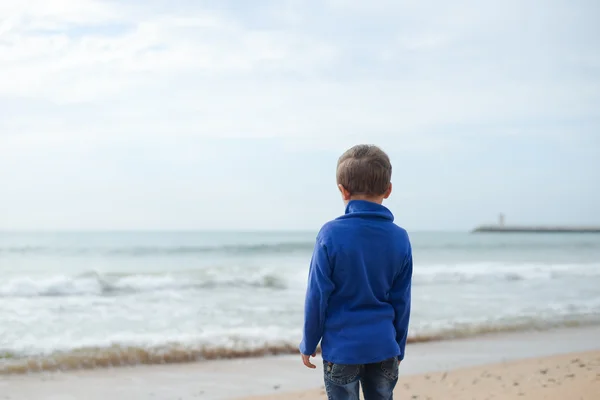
[
  {"xmin": 390, "ymin": 245, "xmax": 412, "ymax": 360},
  {"xmin": 299, "ymin": 241, "xmax": 335, "ymax": 356}
]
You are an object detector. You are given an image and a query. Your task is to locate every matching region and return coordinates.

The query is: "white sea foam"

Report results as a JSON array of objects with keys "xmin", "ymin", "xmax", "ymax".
[{"xmin": 413, "ymin": 262, "xmax": 600, "ymax": 285}]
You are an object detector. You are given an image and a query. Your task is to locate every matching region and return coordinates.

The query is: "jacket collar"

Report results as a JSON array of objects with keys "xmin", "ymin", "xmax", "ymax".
[{"xmin": 340, "ymin": 200, "xmax": 394, "ymax": 222}]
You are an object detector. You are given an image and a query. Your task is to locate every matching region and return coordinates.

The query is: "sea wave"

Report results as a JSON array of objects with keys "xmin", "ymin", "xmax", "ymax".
[
  {"xmin": 3, "ymin": 238, "xmax": 599, "ymax": 257},
  {"xmin": 0, "ymin": 242, "xmax": 315, "ymax": 257},
  {"xmin": 2, "ymin": 315, "xmax": 599, "ymax": 375},
  {"xmin": 2, "ymin": 261, "xmax": 599, "ymax": 297},
  {"xmin": 0, "ymin": 272, "xmax": 287, "ymax": 297}
]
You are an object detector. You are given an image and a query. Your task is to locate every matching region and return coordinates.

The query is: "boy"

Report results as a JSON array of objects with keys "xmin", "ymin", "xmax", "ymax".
[{"xmin": 299, "ymin": 144, "xmax": 412, "ymax": 400}]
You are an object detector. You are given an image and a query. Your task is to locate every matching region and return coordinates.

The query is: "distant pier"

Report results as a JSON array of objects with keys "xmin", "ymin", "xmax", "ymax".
[
  {"xmin": 472, "ymin": 214, "xmax": 600, "ymax": 233},
  {"xmin": 473, "ymin": 225, "xmax": 600, "ymax": 233}
]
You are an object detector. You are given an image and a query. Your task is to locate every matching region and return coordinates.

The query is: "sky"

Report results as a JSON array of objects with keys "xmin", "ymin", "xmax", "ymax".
[{"xmin": 0, "ymin": 0, "xmax": 599, "ymax": 231}]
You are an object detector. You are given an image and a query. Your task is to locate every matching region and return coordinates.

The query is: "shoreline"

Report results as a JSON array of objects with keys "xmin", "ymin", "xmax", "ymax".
[
  {"xmin": 1, "ymin": 325, "xmax": 599, "ymax": 399},
  {"xmin": 3, "ymin": 318, "xmax": 599, "ymax": 375}
]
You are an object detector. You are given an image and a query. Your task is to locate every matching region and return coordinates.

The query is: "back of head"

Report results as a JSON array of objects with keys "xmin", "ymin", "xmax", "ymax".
[{"xmin": 337, "ymin": 144, "xmax": 392, "ymax": 196}]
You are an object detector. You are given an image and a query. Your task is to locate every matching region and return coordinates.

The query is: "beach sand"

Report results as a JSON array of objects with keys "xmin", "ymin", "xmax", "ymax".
[
  {"xmin": 240, "ymin": 351, "xmax": 600, "ymax": 400},
  {"xmin": 1, "ymin": 326, "xmax": 599, "ymax": 400}
]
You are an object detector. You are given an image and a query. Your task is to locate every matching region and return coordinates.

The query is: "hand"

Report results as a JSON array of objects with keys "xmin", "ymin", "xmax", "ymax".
[{"xmin": 301, "ymin": 352, "xmax": 317, "ymax": 369}]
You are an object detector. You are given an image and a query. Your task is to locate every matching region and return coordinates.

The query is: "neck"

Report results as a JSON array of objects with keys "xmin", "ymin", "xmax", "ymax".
[{"xmin": 345, "ymin": 195, "xmax": 385, "ymax": 205}]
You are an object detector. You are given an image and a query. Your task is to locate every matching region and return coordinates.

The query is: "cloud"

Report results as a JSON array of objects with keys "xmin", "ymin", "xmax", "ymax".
[
  {"xmin": 1, "ymin": 0, "xmax": 597, "ymax": 141},
  {"xmin": 0, "ymin": 1, "xmax": 336, "ymax": 104},
  {"xmin": 0, "ymin": 0, "xmax": 598, "ymax": 229}
]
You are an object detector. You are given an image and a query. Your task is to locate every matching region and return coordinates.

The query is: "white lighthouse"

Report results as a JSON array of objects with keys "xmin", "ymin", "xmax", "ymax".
[{"xmin": 498, "ymin": 213, "xmax": 505, "ymax": 227}]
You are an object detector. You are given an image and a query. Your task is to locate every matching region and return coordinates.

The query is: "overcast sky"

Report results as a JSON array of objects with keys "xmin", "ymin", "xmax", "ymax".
[{"xmin": 0, "ymin": 0, "xmax": 599, "ymax": 231}]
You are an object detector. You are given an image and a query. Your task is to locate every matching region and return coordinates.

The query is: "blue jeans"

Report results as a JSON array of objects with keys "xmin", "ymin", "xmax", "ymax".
[{"xmin": 323, "ymin": 357, "xmax": 399, "ymax": 400}]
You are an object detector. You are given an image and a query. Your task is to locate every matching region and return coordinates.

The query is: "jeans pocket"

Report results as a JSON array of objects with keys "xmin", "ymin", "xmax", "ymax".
[
  {"xmin": 380, "ymin": 356, "xmax": 399, "ymax": 381},
  {"xmin": 324, "ymin": 361, "xmax": 361, "ymax": 385}
]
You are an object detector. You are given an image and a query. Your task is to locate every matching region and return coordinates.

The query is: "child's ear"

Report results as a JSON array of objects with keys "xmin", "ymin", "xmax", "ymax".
[
  {"xmin": 383, "ymin": 183, "xmax": 392, "ymax": 199},
  {"xmin": 338, "ymin": 184, "xmax": 352, "ymax": 201}
]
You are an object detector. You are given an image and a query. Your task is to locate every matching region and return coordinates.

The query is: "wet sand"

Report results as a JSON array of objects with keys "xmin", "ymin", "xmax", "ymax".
[{"xmin": 1, "ymin": 326, "xmax": 599, "ymax": 400}]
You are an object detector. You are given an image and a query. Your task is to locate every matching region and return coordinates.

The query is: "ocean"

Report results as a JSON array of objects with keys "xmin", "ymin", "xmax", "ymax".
[{"xmin": 1, "ymin": 231, "xmax": 599, "ymax": 374}]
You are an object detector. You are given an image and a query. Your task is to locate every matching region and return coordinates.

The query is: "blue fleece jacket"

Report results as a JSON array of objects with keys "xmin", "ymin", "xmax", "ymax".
[{"xmin": 299, "ymin": 200, "xmax": 412, "ymax": 364}]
